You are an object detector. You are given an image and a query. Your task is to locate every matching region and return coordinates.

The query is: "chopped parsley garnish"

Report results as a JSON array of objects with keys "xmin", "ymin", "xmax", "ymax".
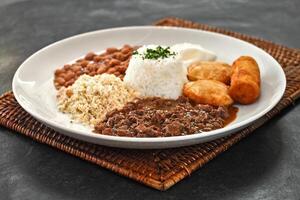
[{"xmin": 132, "ymin": 46, "xmax": 176, "ymax": 60}]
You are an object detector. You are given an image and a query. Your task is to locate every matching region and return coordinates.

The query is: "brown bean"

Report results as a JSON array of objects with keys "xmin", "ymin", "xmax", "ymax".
[
  {"xmin": 63, "ymin": 64, "xmax": 72, "ymax": 70},
  {"xmin": 68, "ymin": 77, "xmax": 75, "ymax": 83},
  {"xmin": 112, "ymin": 52, "xmax": 122, "ymax": 59},
  {"xmin": 101, "ymin": 54, "xmax": 112, "ymax": 60},
  {"xmin": 87, "ymin": 63, "xmax": 97, "ymax": 72},
  {"xmin": 54, "ymin": 68, "xmax": 65, "ymax": 76},
  {"xmin": 113, "ymin": 65, "xmax": 120, "ymax": 71},
  {"xmin": 89, "ymin": 71, "xmax": 96, "ymax": 76},
  {"xmin": 93, "ymin": 55, "xmax": 102, "ymax": 62},
  {"xmin": 122, "ymin": 59, "xmax": 130, "ymax": 66},
  {"xmin": 114, "ymin": 71, "xmax": 121, "ymax": 76},
  {"xmin": 65, "ymin": 82, "xmax": 72, "ymax": 87},
  {"xmin": 103, "ymin": 64, "xmax": 110, "ymax": 71},
  {"xmin": 103, "ymin": 58, "xmax": 111, "ymax": 66},
  {"xmin": 108, "ymin": 59, "xmax": 121, "ymax": 67},
  {"xmin": 121, "ymin": 47, "xmax": 131, "ymax": 54},
  {"xmin": 106, "ymin": 47, "xmax": 119, "ymax": 54},
  {"xmin": 123, "ymin": 53, "xmax": 132, "ymax": 60},
  {"xmin": 96, "ymin": 64, "xmax": 108, "ymax": 74},
  {"xmin": 96, "ymin": 67, "xmax": 105, "ymax": 74},
  {"xmin": 54, "ymin": 45, "xmax": 135, "ymax": 90},
  {"xmin": 58, "ymin": 73, "xmax": 67, "ymax": 80},
  {"xmin": 85, "ymin": 52, "xmax": 96, "ymax": 60},
  {"xmin": 118, "ymin": 65, "xmax": 127, "ymax": 73},
  {"xmin": 80, "ymin": 60, "xmax": 89, "ymax": 67},
  {"xmin": 76, "ymin": 70, "xmax": 83, "ymax": 76},
  {"xmin": 107, "ymin": 67, "xmax": 117, "ymax": 74},
  {"xmin": 72, "ymin": 65, "xmax": 82, "ymax": 72},
  {"xmin": 100, "ymin": 55, "xmax": 108, "ymax": 60},
  {"xmin": 56, "ymin": 77, "xmax": 66, "ymax": 85},
  {"xmin": 65, "ymin": 71, "xmax": 76, "ymax": 81},
  {"xmin": 119, "ymin": 54, "xmax": 127, "ymax": 61}
]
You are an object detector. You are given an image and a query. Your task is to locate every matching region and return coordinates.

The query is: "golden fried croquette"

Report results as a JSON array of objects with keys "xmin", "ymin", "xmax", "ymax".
[
  {"xmin": 183, "ymin": 80, "xmax": 233, "ymax": 106},
  {"xmin": 188, "ymin": 61, "xmax": 232, "ymax": 84},
  {"xmin": 229, "ymin": 56, "xmax": 260, "ymax": 104}
]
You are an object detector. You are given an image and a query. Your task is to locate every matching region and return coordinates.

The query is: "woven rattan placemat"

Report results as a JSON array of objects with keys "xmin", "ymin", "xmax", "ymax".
[{"xmin": 1, "ymin": 17, "xmax": 300, "ymax": 191}]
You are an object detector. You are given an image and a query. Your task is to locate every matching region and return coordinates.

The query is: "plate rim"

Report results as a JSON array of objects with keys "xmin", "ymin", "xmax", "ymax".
[{"xmin": 12, "ymin": 25, "xmax": 286, "ymax": 145}]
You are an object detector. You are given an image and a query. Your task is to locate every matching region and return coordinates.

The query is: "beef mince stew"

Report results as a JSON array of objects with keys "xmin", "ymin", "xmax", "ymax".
[{"xmin": 95, "ymin": 96, "xmax": 233, "ymax": 137}]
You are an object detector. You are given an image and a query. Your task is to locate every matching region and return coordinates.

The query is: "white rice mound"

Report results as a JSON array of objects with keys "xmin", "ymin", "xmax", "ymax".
[
  {"xmin": 124, "ymin": 46, "xmax": 188, "ymax": 99},
  {"xmin": 57, "ymin": 74, "xmax": 137, "ymax": 126}
]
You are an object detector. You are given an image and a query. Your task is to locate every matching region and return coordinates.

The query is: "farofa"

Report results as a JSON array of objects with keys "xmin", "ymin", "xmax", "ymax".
[{"xmin": 57, "ymin": 74, "xmax": 137, "ymax": 126}]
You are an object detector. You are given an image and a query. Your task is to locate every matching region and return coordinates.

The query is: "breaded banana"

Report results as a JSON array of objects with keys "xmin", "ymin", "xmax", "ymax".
[
  {"xmin": 183, "ymin": 80, "xmax": 233, "ymax": 106},
  {"xmin": 188, "ymin": 61, "xmax": 232, "ymax": 84},
  {"xmin": 229, "ymin": 56, "xmax": 260, "ymax": 104}
]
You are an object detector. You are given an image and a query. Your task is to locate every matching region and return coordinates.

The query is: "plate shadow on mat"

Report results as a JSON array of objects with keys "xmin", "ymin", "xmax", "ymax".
[
  {"xmin": 2, "ymin": 100, "xmax": 296, "ymax": 199},
  {"xmin": 164, "ymin": 101, "xmax": 299, "ymax": 198}
]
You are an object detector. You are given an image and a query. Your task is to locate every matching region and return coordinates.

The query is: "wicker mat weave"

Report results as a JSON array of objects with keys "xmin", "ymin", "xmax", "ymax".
[{"xmin": 1, "ymin": 17, "xmax": 300, "ymax": 191}]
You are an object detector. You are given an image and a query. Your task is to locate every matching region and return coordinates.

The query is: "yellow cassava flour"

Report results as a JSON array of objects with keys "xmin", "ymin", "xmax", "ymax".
[{"xmin": 57, "ymin": 74, "xmax": 137, "ymax": 126}]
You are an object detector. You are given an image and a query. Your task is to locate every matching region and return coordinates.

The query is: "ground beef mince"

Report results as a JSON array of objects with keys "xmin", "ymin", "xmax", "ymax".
[
  {"xmin": 54, "ymin": 45, "xmax": 137, "ymax": 89},
  {"xmin": 94, "ymin": 97, "xmax": 229, "ymax": 137}
]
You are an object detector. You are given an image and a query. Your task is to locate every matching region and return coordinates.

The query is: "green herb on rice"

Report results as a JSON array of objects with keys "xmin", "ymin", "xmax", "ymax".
[{"xmin": 132, "ymin": 46, "xmax": 176, "ymax": 60}]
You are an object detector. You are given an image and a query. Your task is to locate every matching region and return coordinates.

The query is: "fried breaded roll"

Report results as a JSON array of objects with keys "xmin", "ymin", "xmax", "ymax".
[
  {"xmin": 183, "ymin": 80, "xmax": 233, "ymax": 106},
  {"xmin": 229, "ymin": 56, "xmax": 260, "ymax": 104},
  {"xmin": 188, "ymin": 61, "xmax": 232, "ymax": 84}
]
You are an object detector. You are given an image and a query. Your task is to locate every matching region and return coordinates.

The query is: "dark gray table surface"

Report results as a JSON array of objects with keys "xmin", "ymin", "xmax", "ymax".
[{"xmin": 0, "ymin": 0, "xmax": 299, "ymax": 199}]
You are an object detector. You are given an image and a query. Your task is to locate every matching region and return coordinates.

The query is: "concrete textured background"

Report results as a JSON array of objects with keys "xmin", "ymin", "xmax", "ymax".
[{"xmin": 0, "ymin": 0, "xmax": 299, "ymax": 199}]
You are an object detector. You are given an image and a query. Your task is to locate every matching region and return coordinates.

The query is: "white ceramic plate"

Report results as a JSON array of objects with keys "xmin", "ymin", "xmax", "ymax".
[{"xmin": 12, "ymin": 26, "xmax": 286, "ymax": 149}]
